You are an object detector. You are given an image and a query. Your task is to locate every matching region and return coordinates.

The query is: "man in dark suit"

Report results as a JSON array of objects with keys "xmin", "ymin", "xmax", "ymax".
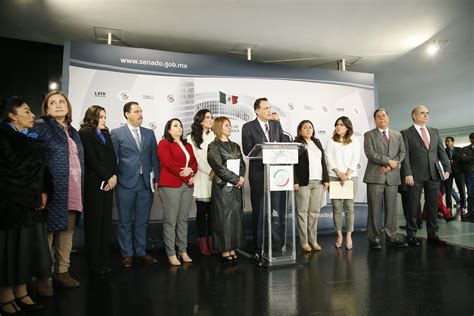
[
  {"xmin": 459, "ymin": 133, "xmax": 474, "ymax": 220},
  {"xmin": 401, "ymin": 105, "xmax": 451, "ymax": 246},
  {"xmin": 242, "ymin": 98, "xmax": 284, "ymax": 259},
  {"xmin": 111, "ymin": 101, "xmax": 160, "ymax": 268},
  {"xmin": 363, "ymin": 108, "xmax": 407, "ymax": 249},
  {"xmin": 444, "ymin": 136, "xmax": 467, "ymax": 215}
]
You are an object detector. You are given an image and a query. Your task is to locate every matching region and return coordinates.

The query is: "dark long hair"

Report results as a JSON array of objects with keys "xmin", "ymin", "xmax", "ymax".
[
  {"xmin": 79, "ymin": 105, "xmax": 108, "ymax": 133},
  {"xmin": 332, "ymin": 116, "xmax": 353, "ymax": 144},
  {"xmin": 162, "ymin": 118, "xmax": 187, "ymax": 144},
  {"xmin": 190, "ymin": 109, "xmax": 211, "ymax": 149},
  {"xmin": 0, "ymin": 96, "xmax": 28, "ymax": 123},
  {"xmin": 294, "ymin": 120, "xmax": 316, "ymax": 144}
]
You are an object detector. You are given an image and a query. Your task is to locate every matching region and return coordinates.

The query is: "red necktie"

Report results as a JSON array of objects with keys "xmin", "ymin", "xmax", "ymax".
[{"xmin": 420, "ymin": 127, "xmax": 430, "ymax": 150}]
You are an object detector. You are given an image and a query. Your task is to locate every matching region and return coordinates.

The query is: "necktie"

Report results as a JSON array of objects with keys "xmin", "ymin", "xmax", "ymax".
[
  {"xmin": 382, "ymin": 131, "xmax": 389, "ymax": 145},
  {"xmin": 133, "ymin": 128, "xmax": 142, "ymax": 151},
  {"xmin": 265, "ymin": 123, "xmax": 270, "ymax": 142},
  {"xmin": 420, "ymin": 127, "xmax": 430, "ymax": 150}
]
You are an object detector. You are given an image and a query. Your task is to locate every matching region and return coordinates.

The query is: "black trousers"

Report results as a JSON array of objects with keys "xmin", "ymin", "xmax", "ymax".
[
  {"xmin": 444, "ymin": 173, "xmax": 466, "ymax": 208},
  {"xmin": 249, "ymin": 180, "xmax": 284, "ymax": 251},
  {"xmin": 406, "ymin": 180, "xmax": 439, "ymax": 237},
  {"xmin": 400, "ymin": 190, "xmax": 422, "ymax": 226},
  {"xmin": 195, "ymin": 200, "xmax": 212, "ymax": 238},
  {"xmin": 83, "ymin": 189, "xmax": 113, "ymax": 269}
]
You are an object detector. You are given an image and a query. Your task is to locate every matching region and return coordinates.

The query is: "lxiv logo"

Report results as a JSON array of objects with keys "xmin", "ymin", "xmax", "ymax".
[{"xmin": 94, "ymin": 91, "xmax": 106, "ymax": 97}]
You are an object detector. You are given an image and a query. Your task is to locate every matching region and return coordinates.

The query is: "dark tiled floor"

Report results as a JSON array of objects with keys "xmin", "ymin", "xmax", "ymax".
[{"xmin": 31, "ymin": 231, "xmax": 474, "ymax": 316}]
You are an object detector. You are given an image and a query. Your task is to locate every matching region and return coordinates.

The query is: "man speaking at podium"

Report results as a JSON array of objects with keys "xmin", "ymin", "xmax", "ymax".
[{"xmin": 242, "ymin": 98, "xmax": 284, "ymax": 262}]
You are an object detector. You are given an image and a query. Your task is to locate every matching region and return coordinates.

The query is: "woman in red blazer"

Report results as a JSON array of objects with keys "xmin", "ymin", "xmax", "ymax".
[{"xmin": 157, "ymin": 118, "xmax": 198, "ymax": 266}]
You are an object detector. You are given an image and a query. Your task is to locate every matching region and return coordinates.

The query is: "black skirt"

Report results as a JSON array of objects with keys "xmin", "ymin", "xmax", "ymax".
[{"xmin": 0, "ymin": 222, "xmax": 52, "ymax": 286}]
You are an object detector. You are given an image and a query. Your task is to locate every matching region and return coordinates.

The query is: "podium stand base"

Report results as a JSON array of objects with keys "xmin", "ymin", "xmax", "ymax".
[{"xmin": 261, "ymin": 257, "xmax": 299, "ymax": 269}]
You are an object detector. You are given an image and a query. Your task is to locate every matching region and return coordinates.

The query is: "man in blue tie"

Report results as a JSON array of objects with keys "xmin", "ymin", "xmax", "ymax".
[{"xmin": 111, "ymin": 101, "xmax": 160, "ymax": 268}]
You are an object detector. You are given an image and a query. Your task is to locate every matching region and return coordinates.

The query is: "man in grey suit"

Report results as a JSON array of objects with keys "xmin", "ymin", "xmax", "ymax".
[
  {"xmin": 364, "ymin": 108, "xmax": 408, "ymax": 249},
  {"xmin": 111, "ymin": 101, "xmax": 160, "ymax": 268},
  {"xmin": 401, "ymin": 105, "xmax": 451, "ymax": 246}
]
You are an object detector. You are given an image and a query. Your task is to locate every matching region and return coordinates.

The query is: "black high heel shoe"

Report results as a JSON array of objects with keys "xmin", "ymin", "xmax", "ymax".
[
  {"xmin": 221, "ymin": 254, "xmax": 233, "ymax": 263},
  {"xmin": 15, "ymin": 294, "xmax": 44, "ymax": 312},
  {"xmin": 0, "ymin": 300, "xmax": 24, "ymax": 315}
]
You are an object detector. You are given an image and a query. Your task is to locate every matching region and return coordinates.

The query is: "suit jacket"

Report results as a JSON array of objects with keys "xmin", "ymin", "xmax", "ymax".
[
  {"xmin": 401, "ymin": 126, "xmax": 451, "ymax": 182},
  {"xmin": 445, "ymin": 146, "xmax": 463, "ymax": 174},
  {"xmin": 111, "ymin": 125, "xmax": 160, "ymax": 190},
  {"xmin": 460, "ymin": 145, "xmax": 474, "ymax": 175},
  {"xmin": 241, "ymin": 118, "xmax": 284, "ymax": 183},
  {"xmin": 157, "ymin": 139, "xmax": 198, "ymax": 188},
  {"xmin": 293, "ymin": 137, "xmax": 329, "ymax": 186},
  {"xmin": 363, "ymin": 128, "xmax": 405, "ymax": 185},
  {"xmin": 79, "ymin": 129, "xmax": 117, "ymax": 187}
]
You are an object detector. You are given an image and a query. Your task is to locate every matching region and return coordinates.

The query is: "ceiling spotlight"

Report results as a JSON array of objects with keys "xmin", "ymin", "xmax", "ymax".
[
  {"xmin": 427, "ymin": 41, "xmax": 440, "ymax": 55},
  {"xmin": 49, "ymin": 81, "xmax": 58, "ymax": 90}
]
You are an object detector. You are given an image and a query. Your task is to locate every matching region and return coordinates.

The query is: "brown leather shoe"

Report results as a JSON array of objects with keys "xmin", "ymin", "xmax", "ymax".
[
  {"xmin": 53, "ymin": 272, "xmax": 80, "ymax": 288},
  {"xmin": 38, "ymin": 278, "xmax": 54, "ymax": 297},
  {"xmin": 136, "ymin": 254, "xmax": 158, "ymax": 264},
  {"xmin": 122, "ymin": 256, "xmax": 133, "ymax": 268}
]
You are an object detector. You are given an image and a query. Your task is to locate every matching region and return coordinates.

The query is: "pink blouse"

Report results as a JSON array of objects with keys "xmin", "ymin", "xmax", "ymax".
[{"xmin": 65, "ymin": 127, "xmax": 83, "ymax": 212}]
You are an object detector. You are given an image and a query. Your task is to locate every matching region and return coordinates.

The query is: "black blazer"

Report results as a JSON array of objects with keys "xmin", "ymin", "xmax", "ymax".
[
  {"xmin": 241, "ymin": 118, "xmax": 284, "ymax": 183},
  {"xmin": 294, "ymin": 137, "xmax": 329, "ymax": 186},
  {"xmin": 460, "ymin": 145, "xmax": 474, "ymax": 175},
  {"xmin": 79, "ymin": 129, "xmax": 117, "ymax": 187},
  {"xmin": 401, "ymin": 126, "xmax": 450, "ymax": 181},
  {"xmin": 445, "ymin": 146, "xmax": 463, "ymax": 174},
  {"xmin": 0, "ymin": 123, "xmax": 53, "ymax": 229}
]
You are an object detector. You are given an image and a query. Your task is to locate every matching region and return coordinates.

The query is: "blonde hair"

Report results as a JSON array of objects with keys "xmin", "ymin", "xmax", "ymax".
[{"xmin": 212, "ymin": 116, "xmax": 230, "ymax": 139}]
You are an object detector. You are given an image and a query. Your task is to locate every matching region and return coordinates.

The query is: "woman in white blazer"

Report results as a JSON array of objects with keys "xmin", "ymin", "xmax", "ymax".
[
  {"xmin": 187, "ymin": 109, "xmax": 215, "ymax": 255},
  {"xmin": 325, "ymin": 116, "xmax": 360, "ymax": 250}
]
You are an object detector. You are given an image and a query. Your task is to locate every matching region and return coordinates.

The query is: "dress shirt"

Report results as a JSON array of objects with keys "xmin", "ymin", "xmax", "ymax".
[
  {"xmin": 257, "ymin": 118, "xmax": 270, "ymax": 142},
  {"xmin": 413, "ymin": 124, "xmax": 430, "ymax": 143}
]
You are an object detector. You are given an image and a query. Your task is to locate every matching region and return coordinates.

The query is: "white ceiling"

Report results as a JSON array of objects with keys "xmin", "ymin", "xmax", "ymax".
[
  {"xmin": 0, "ymin": 0, "xmax": 469, "ymax": 68},
  {"xmin": 1, "ymin": 0, "xmax": 473, "ymax": 129}
]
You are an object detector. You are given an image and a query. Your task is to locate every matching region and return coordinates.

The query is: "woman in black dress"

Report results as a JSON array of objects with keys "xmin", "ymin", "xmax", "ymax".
[
  {"xmin": 0, "ymin": 97, "xmax": 51, "ymax": 314},
  {"xmin": 207, "ymin": 116, "xmax": 246, "ymax": 262},
  {"xmin": 79, "ymin": 105, "xmax": 117, "ymax": 274}
]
